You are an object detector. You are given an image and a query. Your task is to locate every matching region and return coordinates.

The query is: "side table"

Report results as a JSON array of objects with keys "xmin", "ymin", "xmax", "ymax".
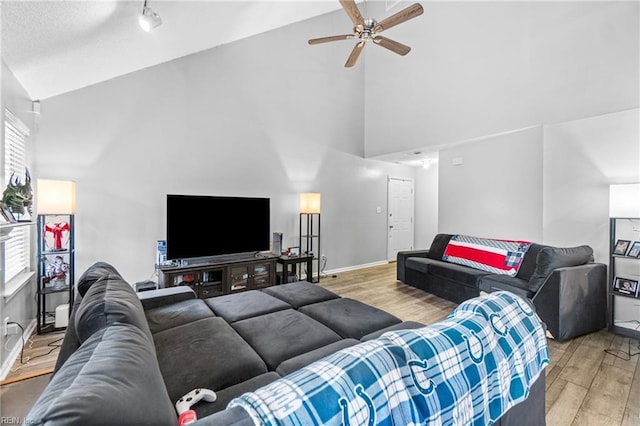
[{"xmin": 277, "ymin": 255, "xmax": 314, "ymax": 284}]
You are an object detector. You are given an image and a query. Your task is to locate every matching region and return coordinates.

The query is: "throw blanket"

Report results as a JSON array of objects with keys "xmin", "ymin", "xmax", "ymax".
[
  {"xmin": 229, "ymin": 292, "xmax": 549, "ymax": 425},
  {"xmin": 443, "ymin": 235, "xmax": 532, "ymax": 277}
]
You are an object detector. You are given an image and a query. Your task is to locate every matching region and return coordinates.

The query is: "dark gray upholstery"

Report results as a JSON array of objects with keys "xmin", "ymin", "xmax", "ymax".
[
  {"xmin": 232, "ymin": 309, "xmax": 342, "ymax": 369},
  {"xmin": 478, "ymin": 275, "xmax": 533, "ymax": 299},
  {"xmin": 275, "ymin": 339, "xmax": 360, "ymax": 376},
  {"xmin": 398, "ymin": 235, "xmax": 607, "ymax": 341},
  {"xmin": 205, "ymin": 290, "xmax": 291, "ymax": 322},
  {"xmin": 298, "ymin": 298, "xmax": 402, "ymax": 340},
  {"xmin": 26, "ymin": 324, "xmax": 176, "ymax": 426},
  {"xmin": 528, "ymin": 245, "xmax": 593, "ymax": 292},
  {"xmin": 76, "ymin": 261, "xmax": 123, "ymax": 297},
  {"xmin": 33, "ymin": 262, "xmax": 546, "ymax": 426},
  {"xmin": 74, "ymin": 273, "xmax": 152, "ymax": 344},
  {"xmin": 194, "ymin": 372, "xmax": 281, "ymax": 417},
  {"xmin": 260, "ymin": 280, "xmax": 340, "ymax": 308},
  {"xmin": 138, "ymin": 285, "xmax": 196, "ymax": 310},
  {"xmin": 360, "ymin": 321, "xmax": 426, "ymax": 341},
  {"xmin": 153, "ymin": 317, "xmax": 268, "ymax": 402},
  {"xmin": 427, "ymin": 261, "xmax": 492, "ymax": 287},
  {"xmin": 145, "ymin": 298, "xmax": 216, "ymax": 334},
  {"xmin": 427, "ymin": 233, "xmax": 453, "ymax": 260}
]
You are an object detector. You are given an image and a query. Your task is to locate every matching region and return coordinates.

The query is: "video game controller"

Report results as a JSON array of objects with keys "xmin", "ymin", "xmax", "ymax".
[{"xmin": 175, "ymin": 388, "xmax": 217, "ymax": 414}]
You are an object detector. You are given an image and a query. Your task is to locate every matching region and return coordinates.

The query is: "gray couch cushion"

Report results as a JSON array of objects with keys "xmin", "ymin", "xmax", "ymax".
[
  {"xmin": 153, "ymin": 317, "xmax": 268, "ymax": 403},
  {"xmin": 405, "ymin": 257, "xmax": 431, "ymax": 274},
  {"xmin": 427, "ymin": 233, "xmax": 453, "ymax": 260},
  {"xmin": 193, "ymin": 372, "xmax": 281, "ymax": 418},
  {"xmin": 515, "ymin": 243, "xmax": 545, "ymax": 281},
  {"xmin": 145, "ymin": 299, "xmax": 215, "ymax": 334},
  {"xmin": 478, "ymin": 274, "xmax": 533, "ymax": 300},
  {"xmin": 528, "ymin": 245, "xmax": 594, "ymax": 292},
  {"xmin": 232, "ymin": 309, "xmax": 342, "ymax": 370},
  {"xmin": 26, "ymin": 324, "xmax": 176, "ymax": 426},
  {"xmin": 275, "ymin": 339, "xmax": 360, "ymax": 376},
  {"xmin": 360, "ymin": 321, "xmax": 425, "ymax": 341},
  {"xmin": 427, "ymin": 261, "xmax": 493, "ymax": 287},
  {"xmin": 76, "ymin": 261, "xmax": 123, "ymax": 297},
  {"xmin": 74, "ymin": 274, "xmax": 152, "ymax": 344},
  {"xmin": 298, "ymin": 298, "xmax": 402, "ymax": 339},
  {"xmin": 205, "ymin": 290, "xmax": 291, "ymax": 322},
  {"xmin": 260, "ymin": 281, "xmax": 340, "ymax": 308}
]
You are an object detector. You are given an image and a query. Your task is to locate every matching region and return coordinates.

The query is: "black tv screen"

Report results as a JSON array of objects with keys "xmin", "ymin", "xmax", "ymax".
[{"xmin": 166, "ymin": 195, "xmax": 270, "ymax": 260}]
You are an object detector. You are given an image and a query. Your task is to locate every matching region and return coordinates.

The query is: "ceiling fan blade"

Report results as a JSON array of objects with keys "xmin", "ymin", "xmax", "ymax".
[
  {"xmin": 345, "ymin": 41, "xmax": 365, "ymax": 67},
  {"xmin": 339, "ymin": 0, "xmax": 364, "ymax": 26},
  {"xmin": 373, "ymin": 36, "xmax": 411, "ymax": 56},
  {"xmin": 308, "ymin": 34, "xmax": 355, "ymax": 45},
  {"xmin": 374, "ymin": 3, "xmax": 424, "ymax": 33}
]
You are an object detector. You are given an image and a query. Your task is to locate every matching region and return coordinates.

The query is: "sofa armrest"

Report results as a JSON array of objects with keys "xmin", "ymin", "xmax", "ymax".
[
  {"xmin": 138, "ymin": 286, "xmax": 196, "ymax": 310},
  {"xmin": 397, "ymin": 250, "xmax": 429, "ymax": 282},
  {"xmin": 531, "ymin": 263, "xmax": 607, "ymax": 341}
]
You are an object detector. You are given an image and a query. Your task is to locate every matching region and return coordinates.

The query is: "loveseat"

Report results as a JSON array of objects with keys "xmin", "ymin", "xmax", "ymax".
[
  {"xmin": 27, "ymin": 261, "xmax": 548, "ymax": 425},
  {"xmin": 397, "ymin": 233, "xmax": 608, "ymax": 341}
]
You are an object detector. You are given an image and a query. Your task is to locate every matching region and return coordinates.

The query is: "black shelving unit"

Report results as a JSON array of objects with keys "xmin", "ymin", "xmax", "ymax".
[
  {"xmin": 299, "ymin": 213, "xmax": 320, "ymax": 283},
  {"xmin": 37, "ymin": 214, "xmax": 75, "ymax": 334},
  {"xmin": 608, "ymin": 217, "xmax": 640, "ymax": 341}
]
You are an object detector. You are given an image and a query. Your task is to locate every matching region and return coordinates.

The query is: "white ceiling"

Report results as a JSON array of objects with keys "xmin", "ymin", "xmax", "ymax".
[{"xmin": 1, "ymin": 0, "xmax": 347, "ymax": 100}]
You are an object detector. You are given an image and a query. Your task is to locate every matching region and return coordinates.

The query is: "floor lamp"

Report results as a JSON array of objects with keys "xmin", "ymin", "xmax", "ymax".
[{"xmin": 299, "ymin": 193, "xmax": 321, "ymax": 283}]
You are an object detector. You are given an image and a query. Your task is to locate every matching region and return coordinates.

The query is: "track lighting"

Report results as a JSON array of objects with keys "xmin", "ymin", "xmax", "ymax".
[{"xmin": 139, "ymin": 0, "xmax": 162, "ymax": 32}]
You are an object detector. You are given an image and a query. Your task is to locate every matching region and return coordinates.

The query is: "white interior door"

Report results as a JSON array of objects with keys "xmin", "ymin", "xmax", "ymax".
[{"xmin": 388, "ymin": 177, "xmax": 414, "ymax": 261}]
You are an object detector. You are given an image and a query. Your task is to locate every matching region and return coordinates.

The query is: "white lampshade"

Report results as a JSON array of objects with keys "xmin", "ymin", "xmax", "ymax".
[
  {"xmin": 299, "ymin": 192, "xmax": 321, "ymax": 214},
  {"xmin": 610, "ymin": 183, "xmax": 640, "ymax": 217},
  {"xmin": 37, "ymin": 179, "xmax": 76, "ymax": 214}
]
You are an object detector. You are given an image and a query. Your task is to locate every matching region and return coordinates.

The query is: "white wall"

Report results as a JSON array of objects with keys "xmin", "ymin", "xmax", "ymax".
[
  {"xmin": 414, "ymin": 159, "xmax": 438, "ymax": 248},
  {"xmin": 438, "ymin": 126, "xmax": 543, "ymax": 242},
  {"xmin": 543, "ymin": 109, "xmax": 640, "ymax": 263},
  {"xmin": 364, "ymin": 1, "xmax": 639, "ymax": 158},
  {"xmin": 0, "ymin": 60, "xmax": 38, "ymax": 378},
  {"xmin": 34, "ymin": 14, "xmax": 415, "ymax": 283}
]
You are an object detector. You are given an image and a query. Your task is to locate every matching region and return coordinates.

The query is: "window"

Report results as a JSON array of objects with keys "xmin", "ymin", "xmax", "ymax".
[{"xmin": 4, "ymin": 109, "xmax": 31, "ymax": 283}]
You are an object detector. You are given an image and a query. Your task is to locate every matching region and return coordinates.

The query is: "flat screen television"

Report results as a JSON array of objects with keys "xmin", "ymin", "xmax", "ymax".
[{"xmin": 166, "ymin": 194, "xmax": 270, "ymax": 261}]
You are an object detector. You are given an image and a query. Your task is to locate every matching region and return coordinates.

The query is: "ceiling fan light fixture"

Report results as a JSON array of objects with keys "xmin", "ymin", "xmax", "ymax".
[{"xmin": 139, "ymin": 1, "xmax": 162, "ymax": 32}]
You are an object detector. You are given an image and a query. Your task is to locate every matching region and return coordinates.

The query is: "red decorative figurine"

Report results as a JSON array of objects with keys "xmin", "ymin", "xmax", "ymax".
[{"xmin": 45, "ymin": 221, "xmax": 70, "ymax": 251}]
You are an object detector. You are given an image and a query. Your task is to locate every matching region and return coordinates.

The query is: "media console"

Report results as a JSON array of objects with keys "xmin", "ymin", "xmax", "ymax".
[{"xmin": 158, "ymin": 254, "xmax": 278, "ymax": 299}]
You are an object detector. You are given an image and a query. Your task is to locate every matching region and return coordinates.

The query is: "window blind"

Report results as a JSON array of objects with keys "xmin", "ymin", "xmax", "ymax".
[{"xmin": 4, "ymin": 109, "xmax": 31, "ymax": 282}]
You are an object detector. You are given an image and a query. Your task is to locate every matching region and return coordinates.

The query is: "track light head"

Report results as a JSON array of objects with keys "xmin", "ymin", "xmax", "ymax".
[{"xmin": 139, "ymin": 2, "xmax": 162, "ymax": 32}]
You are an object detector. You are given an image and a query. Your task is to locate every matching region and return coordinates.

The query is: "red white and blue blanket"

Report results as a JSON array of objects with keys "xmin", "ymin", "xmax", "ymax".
[
  {"xmin": 228, "ymin": 291, "xmax": 549, "ymax": 425},
  {"xmin": 443, "ymin": 235, "xmax": 532, "ymax": 277}
]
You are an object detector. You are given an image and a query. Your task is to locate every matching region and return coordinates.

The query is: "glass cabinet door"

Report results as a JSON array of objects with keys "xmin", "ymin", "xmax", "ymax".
[
  {"xmin": 253, "ymin": 262, "xmax": 272, "ymax": 288},
  {"xmin": 230, "ymin": 266, "xmax": 250, "ymax": 292}
]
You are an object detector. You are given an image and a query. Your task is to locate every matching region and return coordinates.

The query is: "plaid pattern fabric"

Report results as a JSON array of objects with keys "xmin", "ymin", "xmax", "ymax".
[
  {"xmin": 442, "ymin": 235, "xmax": 532, "ymax": 277},
  {"xmin": 228, "ymin": 292, "xmax": 549, "ymax": 425}
]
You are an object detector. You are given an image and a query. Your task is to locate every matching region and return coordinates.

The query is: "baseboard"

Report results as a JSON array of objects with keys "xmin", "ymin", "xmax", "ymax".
[
  {"xmin": 323, "ymin": 260, "xmax": 389, "ymax": 276},
  {"xmin": 0, "ymin": 319, "xmax": 36, "ymax": 382}
]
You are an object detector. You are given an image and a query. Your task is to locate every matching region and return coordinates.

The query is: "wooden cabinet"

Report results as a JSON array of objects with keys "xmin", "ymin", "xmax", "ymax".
[
  {"xmin": 158, "ymin": 255, "xmax": 277, "ymax": 298},
  {"xmin": 608, "ymin": 217, "xmax": 640, "ymax": 340}
]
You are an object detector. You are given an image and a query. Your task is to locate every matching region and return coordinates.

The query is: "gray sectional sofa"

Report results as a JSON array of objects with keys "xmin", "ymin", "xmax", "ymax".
[
  {"xmin": 27, "ymin": 261, "xmax": 547, "ymax": 425},
  {"xmin": 397, "ymin": 233, "xmax": 608, "ymax": 341}
]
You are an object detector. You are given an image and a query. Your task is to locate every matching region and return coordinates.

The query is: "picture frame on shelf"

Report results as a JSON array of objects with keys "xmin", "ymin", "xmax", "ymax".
[
  {"xmin": 42, "ymin": 253, "xmax": 72, "ymax": 289},
  {"xmin": 613, "ymin": 277, "xmax": 639, "ymax": 297},
  {"xmin": 0, "ymin": 206, "xmax": 16, "ymax": 223},
  {"xmin": 626, "ymin": 241, "xmax": 640, "ymax": 258},
  {"xmin": 42, "ymin": 215, "xmax": 71, "ymax": 252},
  {"xmin": 288, "ymin": 246, "xmax": 300, "ymax": 257},
  {"xmin": 613, "ymin": 239, "xmax": 632, "ymax": 255}
]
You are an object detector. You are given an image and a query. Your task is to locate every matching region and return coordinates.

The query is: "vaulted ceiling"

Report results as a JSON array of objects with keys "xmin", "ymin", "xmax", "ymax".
[{"xmin": 1, "ymin": 1, "xmax": 350, "ymax": 100}]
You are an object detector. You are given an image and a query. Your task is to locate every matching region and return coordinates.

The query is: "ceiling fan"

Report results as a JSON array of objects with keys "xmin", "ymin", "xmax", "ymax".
[{"xmin": 309, "ymin": 0, "xmax": 424, "ymax": 67}]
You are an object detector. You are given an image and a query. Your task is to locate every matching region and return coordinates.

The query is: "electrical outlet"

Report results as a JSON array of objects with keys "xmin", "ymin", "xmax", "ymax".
[
  {"xmin": 321, "ymin": 254, "xmax": 326, "ymax": 261},
  {"xmin": 3, "ymin": 316, "xmax": 9, "ymax": 336},
  {"xmin": 6, "ymin": 323, "xmax": 19, "ymax": 336}
]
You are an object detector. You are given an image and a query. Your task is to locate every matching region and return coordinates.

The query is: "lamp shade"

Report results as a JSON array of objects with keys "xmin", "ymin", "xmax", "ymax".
[
  {"xmin": 299, "ymin": 192, "xmax": 321, "ymax": 214},
  {"xmin": 37, "ymin": 179, "xmax": 76, "ymax": 214}
]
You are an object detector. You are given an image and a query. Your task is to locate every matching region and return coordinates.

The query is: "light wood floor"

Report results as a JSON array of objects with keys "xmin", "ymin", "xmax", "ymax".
[
  {"xmin": 1, "ymin": 330, "xmax": 64, "ymax": 385},
  {"xmin": 2, "ymin": 263, "xmax": 639, "ymax": 426},
  {"xmin": 319, "ymin": 263, "xmax": 640, "ymax": 426}
]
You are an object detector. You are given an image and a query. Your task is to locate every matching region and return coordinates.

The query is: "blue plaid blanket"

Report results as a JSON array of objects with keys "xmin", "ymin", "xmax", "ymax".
[{"xmin": 229, "ymin": 291, "xmax": 549, "ymax": 425}]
